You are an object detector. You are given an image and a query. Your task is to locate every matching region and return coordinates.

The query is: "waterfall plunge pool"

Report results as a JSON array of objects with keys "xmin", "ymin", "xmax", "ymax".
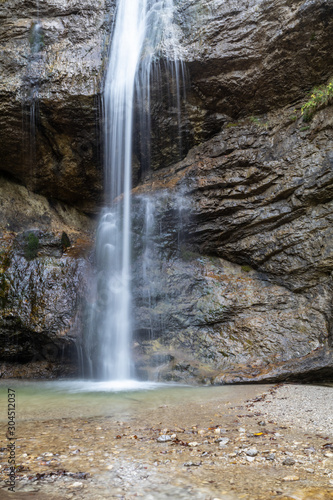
[
  {"xmin": 1, "ymin": 382, "xmax": 332, "ymax": 499},
  {"xmin": 0, "ymin": 380, "xmax": 264, "ymax": 422}
]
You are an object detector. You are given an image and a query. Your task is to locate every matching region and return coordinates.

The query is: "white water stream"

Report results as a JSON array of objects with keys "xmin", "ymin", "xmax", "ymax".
[{"xmin": 84, "ymin": 0, "xmax": 182, "ymax": 380}]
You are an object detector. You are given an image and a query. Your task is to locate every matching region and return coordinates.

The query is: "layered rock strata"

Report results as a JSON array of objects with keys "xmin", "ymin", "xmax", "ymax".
[{"xmin": 0, "ymin": 0, "xmax": 332, "ymax": 381}]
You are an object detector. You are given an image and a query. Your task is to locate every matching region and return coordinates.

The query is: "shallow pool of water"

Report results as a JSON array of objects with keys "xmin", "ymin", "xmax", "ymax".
[{"xmin": 0, "ymin": 379, "xmax": 262, "ymax": 422}]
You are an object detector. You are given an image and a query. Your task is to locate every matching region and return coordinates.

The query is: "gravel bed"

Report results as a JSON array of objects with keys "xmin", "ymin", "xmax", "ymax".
[{"xmin": 254, "ymin": 384, "xmax": 333, "ymax": 436}]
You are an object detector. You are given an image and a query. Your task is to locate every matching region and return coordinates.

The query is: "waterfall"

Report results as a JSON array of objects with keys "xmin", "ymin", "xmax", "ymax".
[
  {"xmin": 23, "ymin": 0, "xmax": 44, "ymax": 177},
  {"xmin": 83, "ymin": 0, "xmax": 182, "ymax": 380}
]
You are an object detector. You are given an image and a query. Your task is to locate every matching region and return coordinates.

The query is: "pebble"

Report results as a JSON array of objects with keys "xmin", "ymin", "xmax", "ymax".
[
  {"xmin": 68, "ymin": 482, "xmax": 83, "ymax": 489},
  {"xmin": 217, "ymin": 438, "xmax": 229, "ymax": 446},
  {"xmin": 246, "ymin": 448, "xmax": 258, "ymax": 457},
  {"xmin": 265, "ymin": 454, "xmax": 275, "ymax": 461},
  {"xmin": 183, "ymin": 461, "xmax": 201, "ymax": 467},
  {"xmin": 305, "ymin": 468, "xmax": 314, "ymax": 473},
  {"xmin": 282, "ymin": 458, "xmax": 295, "ymax": 466},
  {"xmin": 246, "ymin": 456, "xmax": 255, "ymax": 462},
  {"xmin": 189, "ymin": 442, "xmax": 200, "ymax": 447},
  {"xmin": 282, "ymin": 476, "xmax": 299, "ymax": 482},
  {"xmin": 157, "ymin": 435, "xmax": 171, "ymax": 443}
]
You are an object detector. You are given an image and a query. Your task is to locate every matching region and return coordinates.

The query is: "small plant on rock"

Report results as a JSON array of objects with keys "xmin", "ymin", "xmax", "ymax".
[{"xmin": 301, "ymin": 80, "xmax": 333, "ymax": 122}]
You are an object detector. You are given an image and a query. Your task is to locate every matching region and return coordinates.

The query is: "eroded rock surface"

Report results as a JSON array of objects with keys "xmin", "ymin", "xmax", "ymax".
[
  {"xmin": 0, "ymin": 177, "xmax": 93, "ymax": 377},
  {"xmin": 0, "ymin": 0, "xmax": 332, "ymax": 381},
  {"xmin": 0, "ymin": 0, "xmax": 112, "ymax": 211},
  {"xmin": 148, "ymin": 0, "xmax": 333, "ymax": 169},
  {"xmin": 131, "ymin": 102, "xmax": 333, "ymax": 383}
]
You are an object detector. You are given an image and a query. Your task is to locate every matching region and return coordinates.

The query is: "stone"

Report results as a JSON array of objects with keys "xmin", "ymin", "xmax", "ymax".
[
  {"xmin": 216, "ymin": 438, "xmax": 229, "ymax": 446},
  {"xmin": 282, "ymin": 458, "xmax": 296, "ymax": 466},
  {"xmin": 67, "ymin": 482, "xmax": 83, "ymax": 489},
  {"xmin": 245, "ymin": 449, "xmax": 258, "ymax": 457},
  {"xmin": 282, "ymin": 476, "xmax": 299, "ymax": 482},
  {"xmin": 157, "ymin": 435, "xmax": 171, "ymax": 443}
]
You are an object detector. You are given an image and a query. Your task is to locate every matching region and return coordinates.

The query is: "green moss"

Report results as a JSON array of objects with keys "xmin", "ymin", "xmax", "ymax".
[
  {"xmin": 241, "ymin": 265, "xmax": 252, "ymax": 272},
  {"xmin": 0, "ymin": 274, "xmax": 9, "ymax": 307},
  {"xmin": 299, "ymin": 126, "xmax": 310, "ymax": 132},
  {"xmin": 225, "ymin": 122, "xmax": 238, "ymax": 129},
  {"xmin": 180, "ymin": 246, "xmax": 200, "ymax": 261},
  {"xmin": 249, "ymin": 116, "xmax": 268, "ymax": 128},
  {"xmin": 24, "ymin": 233, "xmax": 39, "ymax": 261},
  {"xmin": 0, "ymin": 250, "xmax": 11, "ymax": 270}
]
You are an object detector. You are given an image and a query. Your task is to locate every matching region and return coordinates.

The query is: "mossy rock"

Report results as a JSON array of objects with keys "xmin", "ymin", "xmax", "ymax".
[{"xmin": 24, "ymin": 232, "xmax": 39, "ymax": 260}]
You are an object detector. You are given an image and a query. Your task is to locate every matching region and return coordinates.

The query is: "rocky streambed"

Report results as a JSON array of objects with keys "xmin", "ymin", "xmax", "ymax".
[{"xmin": 0, "ymin": 383, "xmax": 333, "ymax": 499}]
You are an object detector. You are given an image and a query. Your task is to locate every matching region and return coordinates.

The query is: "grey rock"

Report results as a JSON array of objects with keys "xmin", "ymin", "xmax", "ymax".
[
  {"xmin": 283, "ymin": 458, "xmax": 296, "ymax": 466},
  {"xmin": 245, "ymin": 448, "xmax": 258, "ymax": 457}
]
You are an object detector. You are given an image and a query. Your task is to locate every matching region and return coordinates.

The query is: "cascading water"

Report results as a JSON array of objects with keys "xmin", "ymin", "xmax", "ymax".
[{"xmin": 83, "ymin": 0, "xmax": 183, "ymax": 381}]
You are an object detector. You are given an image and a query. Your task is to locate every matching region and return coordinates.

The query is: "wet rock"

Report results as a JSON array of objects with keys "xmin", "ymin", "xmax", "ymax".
[
  {"xmin": 0, "ymin": 183, "xmax": 93, "ymax": 376},
  {"xmin": 149, "ymin": 0, "xmax": 333, "ymax": 168},
  {"xmin": 131, "ymin": 103, "xmax": 333, "ymax": 384},
  {"xmin": 0, "ymin": 0, "xmax": 110, "ymax": 212}
]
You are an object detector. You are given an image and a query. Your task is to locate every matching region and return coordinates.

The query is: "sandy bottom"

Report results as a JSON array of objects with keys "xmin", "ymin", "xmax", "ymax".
[{"xmin": 0, "ymin": 381, "xmax": 333, "ymax": 499}]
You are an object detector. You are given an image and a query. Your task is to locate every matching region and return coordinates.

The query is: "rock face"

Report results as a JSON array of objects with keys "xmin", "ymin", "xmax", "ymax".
[
  {"xmin": 131, "ymin": 100, "xmax": 333, "ymax": 383},
  {"xmin": 0, "ymin": 0, "xmax": 333, "ymax": 381},
  {"xmin": 147, "ymin": 0, "xmax": 333, "ymax": 169},
  {"xmin": 0, "ymin": 0, "xmax": 113, "ymax": 212},
  {"xmin": 0, "ymin": 176, "xmax": 93, "ymax": 378}
]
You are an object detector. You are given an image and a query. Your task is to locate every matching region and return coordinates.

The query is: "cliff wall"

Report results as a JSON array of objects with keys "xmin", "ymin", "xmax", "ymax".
[{"xmin": 0, "ymin": 0, "xmax": 332, "ymax": 381}]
